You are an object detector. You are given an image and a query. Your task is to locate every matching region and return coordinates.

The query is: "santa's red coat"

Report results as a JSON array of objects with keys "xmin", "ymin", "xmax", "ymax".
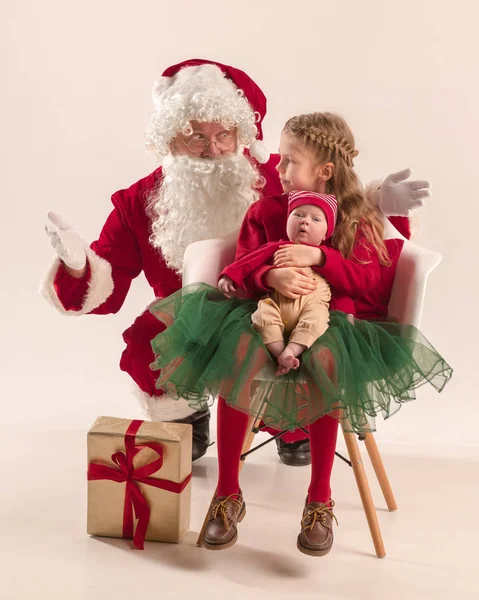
[{"xmin": 44, "ymin": 156, "xmax": 282, "ymax": 405}]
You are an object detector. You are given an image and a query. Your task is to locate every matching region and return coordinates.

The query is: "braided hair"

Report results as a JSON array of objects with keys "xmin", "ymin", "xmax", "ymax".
[{"xmin": 283, "ymin": 113, "xmax": 390, "ymax": 266}]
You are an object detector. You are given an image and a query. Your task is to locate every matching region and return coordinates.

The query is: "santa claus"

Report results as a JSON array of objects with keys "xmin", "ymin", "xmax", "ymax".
[{"xmin": 42, "ymin": 58, "xmax": 430, "ymax": 463}]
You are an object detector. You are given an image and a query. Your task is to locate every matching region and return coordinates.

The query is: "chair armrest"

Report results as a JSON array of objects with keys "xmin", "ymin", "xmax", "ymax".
[
  {"xmin": 183, "ymin": 236, "xmax": 238, "ymax": 287},
  {"xmin": 388, "ymin": 239, "xmax": 442, "ymax": 328}
]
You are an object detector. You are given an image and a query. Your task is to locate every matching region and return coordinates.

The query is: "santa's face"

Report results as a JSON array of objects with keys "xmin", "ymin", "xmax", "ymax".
[
  {"xmin": 170, "ymin": 121, "xmax": 238, "ymax": 159},
  {"xmin": 148, "ymin": 121, "xmax": 262, "ymax": 273}
]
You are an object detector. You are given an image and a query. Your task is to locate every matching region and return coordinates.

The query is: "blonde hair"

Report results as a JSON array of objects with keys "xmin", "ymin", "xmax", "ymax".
[{"xmin": 283, "ymin": 112, "xmax": 390, "ymax": 266}]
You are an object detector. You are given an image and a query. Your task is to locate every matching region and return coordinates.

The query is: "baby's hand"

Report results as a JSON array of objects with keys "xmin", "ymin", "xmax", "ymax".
[
  {"xmin": 218, "ymin": 276, "xmax": 236, "ymax": 298},
  {"xmin": 273, "ymin": 244, "xmax": 323, "ymax": 268}
]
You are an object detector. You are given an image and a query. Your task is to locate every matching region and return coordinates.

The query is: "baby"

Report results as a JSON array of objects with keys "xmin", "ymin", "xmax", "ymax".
[{"xmin": 219, "ymin": 191, "xmax": 341, "ymax": 375}]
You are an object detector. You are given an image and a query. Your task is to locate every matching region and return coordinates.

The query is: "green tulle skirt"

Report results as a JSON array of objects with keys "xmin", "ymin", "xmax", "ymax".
[{"xmin": 149, "ymin": 284, "xmax": 452, "ymax": 433}]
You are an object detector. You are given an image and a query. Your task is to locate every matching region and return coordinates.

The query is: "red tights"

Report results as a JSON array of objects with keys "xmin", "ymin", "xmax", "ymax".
[{"xmin": 216, "ymin": 397, "xmax": 339, "ymax": 503}]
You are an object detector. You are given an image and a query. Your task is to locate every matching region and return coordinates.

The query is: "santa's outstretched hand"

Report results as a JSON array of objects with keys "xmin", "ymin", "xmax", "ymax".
[
  {"xmin": 379, "ymin": 168, "xmax": 431, "ymax": 216},
  {"xmin": 45, "ymin": 212, "xmax": 87, "ymax": 272}
]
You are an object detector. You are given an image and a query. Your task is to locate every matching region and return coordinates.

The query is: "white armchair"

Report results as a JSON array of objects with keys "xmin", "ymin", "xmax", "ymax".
[{"xmin": 185, "ymin": 224, "xmax": 443, "ymax": 558}]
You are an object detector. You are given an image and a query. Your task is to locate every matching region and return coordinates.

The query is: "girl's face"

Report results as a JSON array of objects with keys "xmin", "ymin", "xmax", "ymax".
[
  {"xmin": 276, "ymin": 131, "xmax": 332, "ymax": 194},
  {"xmin": 286, "ymin": 204, "xmax": 328, "ymax": 246}
]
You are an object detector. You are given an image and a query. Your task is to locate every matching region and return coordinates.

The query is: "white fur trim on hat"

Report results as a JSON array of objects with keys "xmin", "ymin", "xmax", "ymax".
[
  {"xmin": 249, "ymin": 139, "xmax": 269, "ymax": 164},
  {"xmin": 146, "ymin": 64, "xmax": 259, "ymax": 159},
  {"xmin": 40, "ymin": 247, "xmax": 114, "ymax": 316}
]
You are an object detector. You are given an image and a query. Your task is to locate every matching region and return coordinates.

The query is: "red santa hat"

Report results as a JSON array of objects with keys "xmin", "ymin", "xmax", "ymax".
[
  {"xmin": 287, "ymin": 191, "xmax": 338, "ymax": 240},
  {"xmin": 146, "ymin": 58, "xmax": 270, "ymax": 163}
]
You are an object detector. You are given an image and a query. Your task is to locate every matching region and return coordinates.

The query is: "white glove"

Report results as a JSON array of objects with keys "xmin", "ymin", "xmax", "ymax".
[
  {"xmin": 45, "ymin": 211, "xmax": 87, "ymax": 270},
  {"xmin": 379, "ymin": 168, "xmax": 432, "ymax": 216}
]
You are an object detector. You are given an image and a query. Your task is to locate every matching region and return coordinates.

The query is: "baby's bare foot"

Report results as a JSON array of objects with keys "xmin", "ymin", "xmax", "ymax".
[
  {"xmin": 276, "ymin": 348, "xmax": 300, "ymax": 376},
  {"xmin": 275, "ymin": 363, "xmax": 291, "ymax": 376}
]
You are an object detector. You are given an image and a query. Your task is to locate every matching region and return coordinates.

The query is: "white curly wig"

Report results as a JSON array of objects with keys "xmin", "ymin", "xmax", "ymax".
[{"xmin": 145, "ymin": 63, "xmax": 269, "ymax": 163}]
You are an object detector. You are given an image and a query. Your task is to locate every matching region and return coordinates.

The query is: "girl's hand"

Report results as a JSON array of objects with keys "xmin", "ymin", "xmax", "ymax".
[
  {"xmin": 218, "ymin": 276, "xmax": 236, "ymax": 298},
  {"xmin": 265, "ymin": 267, "xmax": 317, "ymax": 300},
  {"xmin": 273, "ymin": 244, "xmax": 323, "ymax": 268}
]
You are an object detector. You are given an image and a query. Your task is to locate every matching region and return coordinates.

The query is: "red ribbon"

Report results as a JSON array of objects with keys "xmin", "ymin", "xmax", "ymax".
[{"xmin": 87, "ymin": 419, "xmax": 191, "ymax": 549}]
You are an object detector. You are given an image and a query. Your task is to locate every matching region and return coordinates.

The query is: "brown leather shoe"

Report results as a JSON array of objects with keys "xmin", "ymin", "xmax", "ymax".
[
  {"xmin": 204, "ymin": 492, "xmax": 246, "ymax": 550},
  {"xmin": 297, "ymin": 499, "xmax": 338, "ymax": 557}
]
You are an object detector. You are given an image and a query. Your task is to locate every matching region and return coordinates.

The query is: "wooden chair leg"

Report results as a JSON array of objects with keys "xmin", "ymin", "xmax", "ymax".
[
  {"xmin": 342, "ymin": 429, "xmax": 386, "ymax": 558},
  {"xmin": 363, "ymin": 433, "xmax": 397, "ymax": 511},
  {"xmin": 239, "ymin": 414, "xmax": 262, "ymax": 471},
  {"xmin": 196, "ymin": 414, "xmax": 258, "ymax": 546}
]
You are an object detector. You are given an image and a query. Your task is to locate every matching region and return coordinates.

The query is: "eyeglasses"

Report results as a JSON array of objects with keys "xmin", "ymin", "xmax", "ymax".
[{"xmin": 179, "ymin": 130, "xmax": 237, "ymax": 154}]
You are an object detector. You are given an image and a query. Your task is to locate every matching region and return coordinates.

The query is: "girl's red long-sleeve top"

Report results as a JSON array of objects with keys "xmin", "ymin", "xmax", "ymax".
[{"xmin": 235, "ymin": 193, "xmax": 407, "ymax": 320}]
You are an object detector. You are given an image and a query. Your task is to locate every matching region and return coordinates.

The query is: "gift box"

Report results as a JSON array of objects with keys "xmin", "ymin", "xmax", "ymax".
[{"xmin": 87, "ymin": 416, "xmax": 192, "ymax": 548}]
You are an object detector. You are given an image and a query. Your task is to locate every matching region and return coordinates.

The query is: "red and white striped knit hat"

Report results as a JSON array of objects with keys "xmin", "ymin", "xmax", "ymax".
[{"xmin": 287, "ymin": 191, "xmax": 338, "ymax": 240}]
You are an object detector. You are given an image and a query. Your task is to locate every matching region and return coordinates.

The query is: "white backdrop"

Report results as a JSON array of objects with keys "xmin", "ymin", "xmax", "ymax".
[{"xmin": 3, "ymin": 0, "xmax": 477, "ymax": 455}]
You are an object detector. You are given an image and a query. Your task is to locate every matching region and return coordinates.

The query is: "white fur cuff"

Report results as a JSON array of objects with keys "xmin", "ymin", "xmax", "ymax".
[
  {"xmin": 135, "ymin": 390, "xmax": 200, "ymax": 422},
  {"xmin": 40, "ymin": 247, "xmax": 114, "ymax": 316},
  {"xmin": 364, "ymin": 179, "xmax": 382, "ymax": 207}
]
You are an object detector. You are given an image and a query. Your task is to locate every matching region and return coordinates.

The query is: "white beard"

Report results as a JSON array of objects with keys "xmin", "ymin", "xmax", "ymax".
[{"xmin": 148, "ymin": 153, "xmax": 262, "ymax": 273}]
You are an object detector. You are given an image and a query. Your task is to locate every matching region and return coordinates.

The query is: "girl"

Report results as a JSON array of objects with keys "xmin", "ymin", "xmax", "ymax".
[{"xmin": 149, "ymin": 112, "xmax": 452, "ymax": 556}]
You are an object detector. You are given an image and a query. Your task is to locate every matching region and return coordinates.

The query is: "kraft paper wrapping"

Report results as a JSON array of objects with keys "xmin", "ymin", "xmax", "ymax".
[{"xmin": 87, "ymin": 416, "xmax": 192, "ymax": 544}]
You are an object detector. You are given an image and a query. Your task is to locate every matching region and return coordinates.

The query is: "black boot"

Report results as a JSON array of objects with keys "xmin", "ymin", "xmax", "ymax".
[
  {"xmin": 172, "ymin": 409, "xmax": 210, "ymax": 461},
  {"xmin": 276, "ymin": 437, "xmax": 311, "ymax": 466}
]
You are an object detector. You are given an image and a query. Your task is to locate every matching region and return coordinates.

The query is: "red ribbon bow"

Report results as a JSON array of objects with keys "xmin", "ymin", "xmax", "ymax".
[{"xmin": 87, "ymin": 419, "xmax": 191, "ymax": 549}]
